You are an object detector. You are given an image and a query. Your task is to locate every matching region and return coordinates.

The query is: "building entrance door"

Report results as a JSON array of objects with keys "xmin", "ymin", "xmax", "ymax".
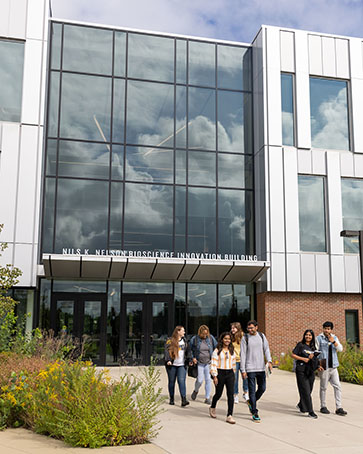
[
  {"xmin": 122, "ymin": 294, "xmax": 172, "ymax": 365},
  {"xmin": 51, "ymin": 292, "xmax": 107, "ymax": 365}
]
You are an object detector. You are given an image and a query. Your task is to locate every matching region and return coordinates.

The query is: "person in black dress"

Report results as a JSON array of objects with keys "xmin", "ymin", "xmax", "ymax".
[{"xmin": 292, "ymin": 329, "xmax": 319, "ymax": 419}]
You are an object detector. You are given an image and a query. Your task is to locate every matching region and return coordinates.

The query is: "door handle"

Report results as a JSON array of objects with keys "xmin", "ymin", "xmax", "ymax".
[{"xmin": 150, "ymin": 335, "xmax": 154, "ymax": 343}]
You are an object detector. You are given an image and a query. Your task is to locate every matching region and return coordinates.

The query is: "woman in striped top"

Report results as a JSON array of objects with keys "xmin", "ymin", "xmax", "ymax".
[{"xmin": 209, "ymin": 332, "xmax": 236, "ymax": 424}]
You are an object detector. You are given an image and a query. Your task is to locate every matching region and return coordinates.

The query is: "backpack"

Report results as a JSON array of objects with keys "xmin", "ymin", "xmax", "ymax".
[{"xmin": 244, "ymin": 331, "xmax": 265, "ymax": 349}]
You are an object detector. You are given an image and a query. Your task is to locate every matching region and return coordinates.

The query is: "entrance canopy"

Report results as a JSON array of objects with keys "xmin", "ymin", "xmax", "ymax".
[{"xmin": 42, "ymin": 254, "xmax": 269, "ymax": 283}]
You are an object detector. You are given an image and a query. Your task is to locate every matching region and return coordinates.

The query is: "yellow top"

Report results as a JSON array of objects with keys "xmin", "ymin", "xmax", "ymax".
[{"xmin": 232, "ymin": 341, "xmax": 241, "ymax": 362}]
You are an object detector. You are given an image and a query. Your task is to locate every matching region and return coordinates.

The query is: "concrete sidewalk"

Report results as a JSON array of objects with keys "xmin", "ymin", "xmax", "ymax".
[{"xmin": 1, "ymin": 367, "xmax": 362, "ymax": 454}]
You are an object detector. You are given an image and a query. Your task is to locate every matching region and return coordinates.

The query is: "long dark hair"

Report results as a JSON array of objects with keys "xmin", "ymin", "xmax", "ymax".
[
  {"xmin": 301, "ymin": 329, "xmax": 316, "ymax": 350},
  {"xmin": 217, "ymin": 332, "xmax": 234, "ymax": 355}
]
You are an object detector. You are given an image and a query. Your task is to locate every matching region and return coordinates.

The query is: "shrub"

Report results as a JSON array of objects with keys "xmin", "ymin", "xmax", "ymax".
[
  {"xmin": 278, "ymin": 351, "xmax": 294, "ymax": 372},
  {"xmin": 338, "ymin": 343, "xmax": 363, "ymax": 385},
  {"xmin": 1, "ymin": 360, "xmax": 165, "ymax": 448}
]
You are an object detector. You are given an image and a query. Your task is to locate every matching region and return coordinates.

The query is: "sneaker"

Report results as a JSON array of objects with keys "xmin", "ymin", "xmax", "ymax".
[
  {"xmin": 247, "ymin": 400, "xmax": 253, "ymax": 414},
  {"xmin": 191, "ymin": 390, "xmax": 198, "ymax": 401},
  {"xmin": 204, "ymin": 398, "xmax": 211, "ymax": 405},
  {"xmin": 308, "ymin": 412, "xmax": 318, "ymax": 419},
  {"xmin": 335, "ymin": 408, "xmax": 347, "ymax": 416},
  {"xmin": 320, "ymin": 407, "xmax": 330, "ymax": 414},
  {"xmin": 243, "ymin": 392, "xmax": 249, "ymax": 402},
  {"xmin": 209, "ymin": 407, "xmax": 216, "ymax": 419},
  {"xmin": 226, "ymin": 415, "xmax": 236, "ymax": 424},
  {"xmin": 234, "ymin": 394, "xmax": 239, "ymax": 404},
  {"xmin": 252, "ymin": 413, "xmax": 260, "ymax": 422}
]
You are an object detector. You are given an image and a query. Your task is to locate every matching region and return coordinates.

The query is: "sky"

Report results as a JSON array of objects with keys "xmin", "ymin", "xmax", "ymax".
[{"xmin": 50, "ymin": 0, "xmax": 363, "ymax": 43}]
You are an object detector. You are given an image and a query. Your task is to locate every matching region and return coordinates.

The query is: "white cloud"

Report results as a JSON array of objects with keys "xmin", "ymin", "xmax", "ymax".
[{"xmin": 51, "ymin": 0, "xmax": 363, "ymax": 43}]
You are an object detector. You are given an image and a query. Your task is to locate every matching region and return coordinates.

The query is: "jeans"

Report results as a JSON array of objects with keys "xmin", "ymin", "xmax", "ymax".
[
  {"xmin": 211, "ymin": 369, "xmax": 235, "ymax": 416},
  {"xmin": 194, "ymin": 363, "xmax": 212, "ymax": 399},
  {"xmin": 247, "ymin": 371, "xmax": 266, "ymax": 414},
  {"xmin": 234, "ymin": 362, "xmax": 248, "ymax": 394},
  {"xmin": 166, "ymin": 365, "xmax": 187, "ymax": 399}
]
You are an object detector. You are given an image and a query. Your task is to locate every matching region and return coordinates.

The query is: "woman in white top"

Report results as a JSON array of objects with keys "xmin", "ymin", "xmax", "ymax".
[
  {"xmin": 164, "ymin": 325, "xmax": 191, "ymax": 407},
  {"xmin": 209, "ymin": 332, "xmax": 236, "ymax": 424}
]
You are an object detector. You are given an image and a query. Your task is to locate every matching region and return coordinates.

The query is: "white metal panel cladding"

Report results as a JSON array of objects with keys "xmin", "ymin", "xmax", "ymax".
[
  {"xmin": 268, "ymin": 146, "xmax": 285, "ymax": 253},
  {"xmin": 0, "ymin": 0, "xmax": 10, "ymax": 37},
  {"xmin": 270, "ymin": 252, "xmax": 286, "ymax": 291},
  {"xmin": 297, "ymin": 149, "xmax": 312, "ymax": 174},
  {"xmin": 15, "ymin": 126, "xmax": 39, "ymax": 244},
  {"xmin": 315, "ymin": 254, "xmax": 330, "ymax": 293},
  {"xmin": 283, "ymin": 148, "xmax": 300, "ymax": 253},
  {"xmin": 350, "ymin": 78, "xmax": 363, "ymax": 154},
  {"xmin": 308, "ymin": 35, "xmax": 323, "ymax": 75},
  {"xmin": 26, "ymin": 0, "xmax": 45, "ymax": 40},
  {"xmin": 300, "ymin": 253, "xmax": 316, "ymax": 292},
  {"xmin": 349, "ymin": 38, "xmax": 363, "ymax": 79},
  {"xmin": 340, "ymin": 152, "xmax": 354, "ymax": 177},
  {"xmin": 326, "ymin": 152, "xmax": 344, "ymax": 255},
  {"xmin": 311, "ymin": 149, "xmax": 326, "ymax": 175},
  {"xmin": 295, "ymin": 31, "xmax": 311, "ymax": 149},
  {"xmin": 354, "ymin": 154, "xmax": 363, "ymax": 177},
  {"xmin": 330, "ymin": 255, "xmax": 346, "ymax": 292},
  {"xmin": 322, "ymin": 37, "xmax": 336, "ymax": 77},
  {"xmin": 266, "ymin": 28, "xmax": 282, "ymax": 146},
  {"xmin": 286, "ymin": 253, "xmax": 301, "ymax": 291},
  {"xmin": 0, "ymin": 124, "xmax": 20, "ymax": 242},
  {"xmin": 8, "ymin": 0, "xmax": 27, "ymax": 39},
  {"xmin": 14, "ymin": 243, "xmax": 33, "ymax": 286},
  {"xmin": 344, "ymin": 255, "xmax": 361, "ymax": 293},
  {"xmin": 335, "ymin": 39, "xmax": 349, "ymax": 79},
  {"xmin": 21, "ymin": 39, "xmax": 43, "ymax": 125},
  {"xmin": 280, "ymin": 30, "xmax": 295, "ymax": 72},
  {"xmin": 253, "ymin": 68, "xmax": 264, "ymax": 153}
]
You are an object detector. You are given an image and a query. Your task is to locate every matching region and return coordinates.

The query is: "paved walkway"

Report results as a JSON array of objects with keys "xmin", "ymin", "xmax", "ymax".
[{"xmin": 1, "ymin": 367, "xmax": 362, "ymax": 454}]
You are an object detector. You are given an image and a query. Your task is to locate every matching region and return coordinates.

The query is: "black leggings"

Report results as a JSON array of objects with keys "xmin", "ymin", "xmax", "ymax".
[{"xmin": 211, "ymin": 369, "xmax": 235, "ymax": 416}]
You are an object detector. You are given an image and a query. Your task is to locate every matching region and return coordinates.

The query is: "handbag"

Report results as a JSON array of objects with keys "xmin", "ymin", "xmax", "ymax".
[{"xmin": 188, "ymin": 363, "xmax": 198, "ymax": 378}]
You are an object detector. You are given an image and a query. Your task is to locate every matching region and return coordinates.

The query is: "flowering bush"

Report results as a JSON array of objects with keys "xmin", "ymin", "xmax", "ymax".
[{"xmin": 0, "ymin": 358, "xmax": 165, "ymax": 448}]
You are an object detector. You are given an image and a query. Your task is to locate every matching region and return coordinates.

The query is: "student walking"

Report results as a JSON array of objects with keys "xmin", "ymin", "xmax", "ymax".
[
  {"xmin": 241, "ymin": 320, "xmax": 272, "ymax": 422},
  {"xmin": 209, "ymin": 332, "xmax": 236, "ymax": 424},
  {"xmin": 230, "ymin": 322, "xmax": 249, "ymax": 403},
  {"xmin": 190, "ymin": 325, "xmax": 217, "ymax": 405},
  {"xmin": 291, "ymin": 329, "xmax": 319, "ymax": 419},
  {"xmin": 317, "ymin": 321, "xmax": 347, "ymax": 416},
  {"xmin": 164, "ymin": 325, "xmax": 191, "ymax": 407}
]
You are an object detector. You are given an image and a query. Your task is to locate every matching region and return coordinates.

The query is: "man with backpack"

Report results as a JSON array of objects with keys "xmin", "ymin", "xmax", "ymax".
[{"xmin": 241, "ymin": 320, "xmax": 272, "ymax": 422}]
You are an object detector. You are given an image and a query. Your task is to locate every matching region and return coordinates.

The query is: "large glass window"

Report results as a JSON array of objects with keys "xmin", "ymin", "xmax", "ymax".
[
  {"xmin": 188, "ymin": 87, "xmax": 216, "ymax": 150},
  {"xmin": 126, "ymin": 80, "xmax": 174, "ymax": 147},
  {"xmin": 128, "ymin": 33, "xmax": 174, "ymax": 83},
  {"xmin": 281, "ymin": 73, "xmax": 294, "ymax": 146},
  {"xmin": 62, "ymin": 25, "xmax": 113, "ymax": 75},
  {"xmin": 124, "ymin": 183, "xmax": 173, "ymax": 251},
  {"xmin": 0, "ymin": 39, "xmax": 24, "ymax": 122},
  {"xmin": 217, "ymin": 45, "xmax": 250, "ymax": 91},
  {"xmin": 341, "ymin": 178, "xmax": 363, "ymax": 253},
  {"xmin": 218, "ymin": 189, "xmax": 253, "ymax": 255},
  {"xmin": 126, "ymin": 146, "xmax": 173, "ymax": 183},
  {"xmin": 187, "ymin": 284, "xmax": 217, "ymax": 336},
  {"xmin": 188, "ymin": 187, "xmax": 216, "ymax": 253},
  {"xmin": 218, "ymin": 154, "xmax": 253, "ymax": 189},
  {"xmin": 54, "ymin": 179, "xmax": 109, "ymax": 252},
  {"xmin": 218, "ymin": 284, "xmax": 253, "ymax": 332},
  {"xmin": 60, "ymin": 73, "xmax": 111, "ymax": 141},
  {"xmin": 188, "ymin": 151, "xmax": 216, "ymax": 186},
  {"xmin": 310, "ymin": 77, "xmax": 349, "ymax": 150},
  {"xmin": 298, "ymin": 175, "xmax": 326, "ymax": 252},
  {"xmin": 189, "ymin": 41, "xmax": 215, "ymax": 87}
]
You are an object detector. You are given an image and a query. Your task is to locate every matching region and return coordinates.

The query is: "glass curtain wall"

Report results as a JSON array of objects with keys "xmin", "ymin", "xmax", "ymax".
[
  {"xmin": 341, "ymin": 178, "xmax": 363, "ymax": 253},
  {"xmin": 41, "ymin": 22, "xmax": 254, "ymax": 257}
]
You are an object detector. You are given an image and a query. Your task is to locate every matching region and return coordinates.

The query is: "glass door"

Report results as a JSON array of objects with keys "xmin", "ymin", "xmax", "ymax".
[
  {"xmin": 51, "ymin": 293, "xmax": 107, "ymax": 365},
  {"xmin": 122, "ymin": 294, "xmax": 172, "ymax": 365}
]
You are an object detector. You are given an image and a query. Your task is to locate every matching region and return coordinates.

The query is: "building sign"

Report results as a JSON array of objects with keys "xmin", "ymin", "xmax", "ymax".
[{"xmin": 61, "ymin": 248, "xmax": 259, "ymax": 262}]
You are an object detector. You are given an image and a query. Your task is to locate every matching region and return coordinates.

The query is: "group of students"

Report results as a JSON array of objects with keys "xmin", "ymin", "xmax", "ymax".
[
  {"xmin": 164, "ymin": 320, "xmax": 347, "ymax": 424},
  {"xmin": 164, "ymin": 319, "xmax": 272, "ymax": 424}
]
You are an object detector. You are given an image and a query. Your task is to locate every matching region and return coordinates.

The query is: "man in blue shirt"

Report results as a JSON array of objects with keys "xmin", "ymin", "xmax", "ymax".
[{"xmin": 317, "ymin": 321, "xmax": 347, "ymax": 416}]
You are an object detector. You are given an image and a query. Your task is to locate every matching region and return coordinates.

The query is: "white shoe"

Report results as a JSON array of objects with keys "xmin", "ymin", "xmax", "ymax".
[
  {"xmin": 234, "ymin": 394, "xmax": 239, "ymax": 404},
  {"xmin": 226, "ymin": 415, "xmax": 236, "ymax": 424},
  {"xmin": 243, "ymin": 392, "xmax": 249, "ymax": 402}
]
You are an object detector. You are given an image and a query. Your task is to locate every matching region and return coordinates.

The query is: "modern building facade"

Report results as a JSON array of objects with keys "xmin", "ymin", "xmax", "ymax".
[{"xmin": 0, "ymin": 0, "xmax": 362, "ymax": 364}]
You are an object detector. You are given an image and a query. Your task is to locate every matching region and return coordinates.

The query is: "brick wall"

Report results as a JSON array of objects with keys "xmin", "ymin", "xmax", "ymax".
[{"xmin": 256, "ymin": 292, "xmax": 362, "ymax": 358}]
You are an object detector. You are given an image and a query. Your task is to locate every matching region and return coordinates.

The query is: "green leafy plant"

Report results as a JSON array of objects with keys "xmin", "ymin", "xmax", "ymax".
[{"xmin": 278, "ymin": 351, "xmax": 295, "ymax": 372}]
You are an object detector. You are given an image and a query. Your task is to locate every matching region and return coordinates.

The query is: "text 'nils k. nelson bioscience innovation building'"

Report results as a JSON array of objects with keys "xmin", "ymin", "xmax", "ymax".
[{"xmin": 0, "ymin": 0, "xmax": 362, "ymax": 365}]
